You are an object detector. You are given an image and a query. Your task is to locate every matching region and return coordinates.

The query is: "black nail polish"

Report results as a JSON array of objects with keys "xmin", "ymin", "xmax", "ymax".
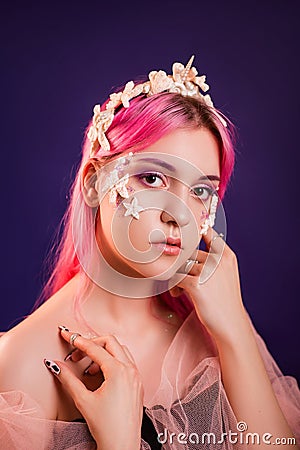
[
  {"xmin": 64, "ymin": 349, "xmax": 75, "ymax": 361},
  {"xmin": 44, "ymin": 359, "xmax": 61, "ymax": 375},
  {"xmin": 58, "ymin": 325, "xmax": 70, "ymax": 332}
]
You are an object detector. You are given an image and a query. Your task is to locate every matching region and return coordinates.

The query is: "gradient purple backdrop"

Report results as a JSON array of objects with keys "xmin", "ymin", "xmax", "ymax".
[{"xmin": 1, "ymin": 1, "xmax": 299, "ymax": 382}]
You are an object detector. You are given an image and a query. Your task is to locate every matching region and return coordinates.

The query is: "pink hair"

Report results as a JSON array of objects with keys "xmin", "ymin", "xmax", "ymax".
[{"xmin": 33, "ymin": 90, "xmax": 236, "ymax": 322}]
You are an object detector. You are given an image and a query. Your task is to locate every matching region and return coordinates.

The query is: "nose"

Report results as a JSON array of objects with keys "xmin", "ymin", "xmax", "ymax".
[
  {"xmin": 160, "ymin": 206, "xmax": 190, "ymax": 227},
  {"xmin": 160, "ymin": 182, "xmax": 191, "ymax": 227}
]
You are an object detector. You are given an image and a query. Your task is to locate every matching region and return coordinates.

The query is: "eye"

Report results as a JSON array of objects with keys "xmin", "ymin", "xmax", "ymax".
[
  {"xmin": 138, "ymin": 172, "xmax": 166, "ymax": 188},
  {"xmin": 191, "ymin": 185, "xmax": 216, "ymax": 201}
]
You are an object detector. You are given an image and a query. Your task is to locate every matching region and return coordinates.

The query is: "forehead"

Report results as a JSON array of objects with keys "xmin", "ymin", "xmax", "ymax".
[
  {"xmin": 138, "ymin": 128, "xmax": 220, "ymax": 177},
  {"xmin": 99, "ymin": 128, "xmax": 221, "ymax": 193}
]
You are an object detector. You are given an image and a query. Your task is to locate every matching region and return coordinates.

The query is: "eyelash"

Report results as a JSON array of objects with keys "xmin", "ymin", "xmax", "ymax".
[
  {"xmin": 190, "ymin": 185, "xmax": 215, "ymax": 201},
  {"xmin": 138, "ymin": 172, "xmax": 167, "ymax": 188},
  {"xmin": 137, "ymin": 172, "xmax": 217, "ymax": 201}
]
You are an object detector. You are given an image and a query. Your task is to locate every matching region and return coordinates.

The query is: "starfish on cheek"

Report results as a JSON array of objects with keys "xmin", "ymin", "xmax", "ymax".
[{"xmin": 123, "ymin": 197, "xmax": 144, "ymax": 220}]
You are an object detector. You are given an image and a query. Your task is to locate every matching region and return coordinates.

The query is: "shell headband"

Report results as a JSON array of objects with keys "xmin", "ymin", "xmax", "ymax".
[{"xmin": 87, "ymin": 56, "xmax": 227, "ymax": 156}]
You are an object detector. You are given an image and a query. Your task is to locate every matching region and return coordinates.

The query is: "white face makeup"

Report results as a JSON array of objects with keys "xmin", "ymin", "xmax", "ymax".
[{"xmin": 73, "ymin": 129, "xmax": 227, "ymax": 298}]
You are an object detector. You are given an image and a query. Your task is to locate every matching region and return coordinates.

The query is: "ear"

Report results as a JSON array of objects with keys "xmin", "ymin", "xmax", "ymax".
[{"xmin": 81, "ymin": 159, "xmax": 101, "ymax": 208}]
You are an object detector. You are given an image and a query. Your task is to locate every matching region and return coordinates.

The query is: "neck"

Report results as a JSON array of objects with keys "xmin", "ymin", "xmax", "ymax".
[
  {"xmin": 91, "ymin": 280, "xmax": 155, "ymax": 323},
  {"xmin": 77, "ymin": 274, "xmax": 166, "ymax": 334}
]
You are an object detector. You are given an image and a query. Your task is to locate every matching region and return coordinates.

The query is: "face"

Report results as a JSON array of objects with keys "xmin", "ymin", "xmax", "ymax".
[{"xmin": 95, "ymin": 128, "xmax": 220, "ymax": 280}]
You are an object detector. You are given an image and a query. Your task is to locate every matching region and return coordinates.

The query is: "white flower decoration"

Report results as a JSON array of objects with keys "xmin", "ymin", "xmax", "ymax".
[
  {"xmin": 148, "ymin": 70, "xmax": 174, "ymax": 94},
  {"xmin": 101, "ymin": 168, "xmax": 120, "ymax": 193},
  {"xmin": 194, "ymin": 75, "xmax": 210, "ymax": 92},
  {"xmin": 87, "ymin": 56, "xmax": 227, "ymax": 155},
  {"xmin": 109, "ymin": 81, "xmax": 134, "ymax": 108},
  {"xmin": 114, "ymin": 153, "xmax": 133, "ymax": 171},
  {"xmin": 200, "ymin": 193, "xmax": 219, "ymax": 235},
  {"xmin": 170, "ymin": 57, "xmax": 212, "ymax": 100},
  {"xmin": 101, "ymin": 153, "xmax": 134, "ymax": 204},
  {"xmin": 203, "ymin": 94, "xmax": 214, "ymax": 108},
  {"xmin": 87, "ymin": 105, "xmax": 114, "ymax": 153},
  {"xmin": 172, "ymin": 61, "xmax": 197, "ymax": 83},
  {"xmin": 109, "ymin": 174, "xmax": 130, "ymax": 204},
  {"xmin": 199, "ymin": 219, "xmax": 210, "ymax": 236},
  {"xmin": 108, "ymin": 82, "xmax": 145, "ymax": 110},
  {"xmin": 208, "ymin": 194, "xmax": 219, "ymax": 227},
  {"xmin": 123, "ymin": 197, "xmax": 144, "ymax": 219}
]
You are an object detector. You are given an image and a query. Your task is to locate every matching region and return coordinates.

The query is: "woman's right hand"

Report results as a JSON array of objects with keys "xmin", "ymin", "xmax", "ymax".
[{"xmin": 44, "ymin": 329, "xmax": 144, "ymax": 450}]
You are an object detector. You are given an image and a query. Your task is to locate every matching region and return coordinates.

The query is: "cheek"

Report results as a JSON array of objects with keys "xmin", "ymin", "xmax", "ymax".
[
  {"xmin": 189, "ymin": 198, "xmax": 210, "ymax": 225},
  {"xmin": 98, "ymin": 197, "xmax": 117, "ymax": 242},
  {"xmin": 99, "ymin": 196, "xmax": 161, "ymax": 253},
  {"xmin": 99, "ymin": 193, "xmax": 211, "ymax": 254},
  {"xmin": 200, "ymin": 208, "xmax": 209, "ymax": 221},
  {"xmin": 127, "ymin": 211, "xmax": 160, "ymax": 252}
]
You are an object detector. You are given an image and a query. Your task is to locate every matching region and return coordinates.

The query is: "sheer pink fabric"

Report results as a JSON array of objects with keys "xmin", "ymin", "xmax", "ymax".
[{"xmin": 0, "ymin": 311, "xmax": 299, "ymax": 449}]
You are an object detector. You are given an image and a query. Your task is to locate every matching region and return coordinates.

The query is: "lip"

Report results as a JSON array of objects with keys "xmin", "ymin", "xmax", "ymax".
[
  {"xmin": 151, "ymin": 237, "xmax": 182, "ymax": 256},
  {"xmin": 166, "ymin": 237, "xmax": 181, "ymax": 247}
]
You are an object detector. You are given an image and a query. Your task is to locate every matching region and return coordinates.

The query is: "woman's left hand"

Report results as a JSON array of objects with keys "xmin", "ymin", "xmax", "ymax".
[
  {"xmin": 170, "ymin": 227, "xmax": 251, "ymax": 343},
  {"xmin": 45, "ymin": 331, "xmax": 144, "ymax": 450}
]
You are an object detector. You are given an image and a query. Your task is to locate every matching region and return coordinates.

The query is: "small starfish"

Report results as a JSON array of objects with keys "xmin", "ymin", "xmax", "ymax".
[{"xmin": 123, "ymin": 197, "xmax": 144, "ymax": 219}]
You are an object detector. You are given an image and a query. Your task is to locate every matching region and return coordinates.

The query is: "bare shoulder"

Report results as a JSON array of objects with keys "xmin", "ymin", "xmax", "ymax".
[
  {"xmin": 0, "ymin": 278, "xmax": 79, "ymax": 419},
  {"xmin": 0, "ymin": 314, "xmax": 61, "ymax": 419}
]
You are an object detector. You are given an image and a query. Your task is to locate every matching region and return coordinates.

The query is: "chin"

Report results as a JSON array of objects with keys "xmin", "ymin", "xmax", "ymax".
[{"xmin": 129, "ymin": 259, "xmax": 183, "ymax": 281}]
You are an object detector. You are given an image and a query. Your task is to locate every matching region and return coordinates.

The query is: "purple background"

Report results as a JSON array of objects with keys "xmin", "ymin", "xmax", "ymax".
[{"xmin": 1, "ymin": 2, "xmax": 299, "ymax": 382}]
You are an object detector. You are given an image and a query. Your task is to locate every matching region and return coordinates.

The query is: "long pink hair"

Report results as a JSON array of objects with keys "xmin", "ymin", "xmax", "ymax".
[{"xmin": 34, "ymin": 90, "xmax": 236, "ymax": 321}]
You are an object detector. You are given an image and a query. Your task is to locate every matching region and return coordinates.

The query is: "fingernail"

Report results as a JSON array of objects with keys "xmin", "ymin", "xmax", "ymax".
[
  {"xmin": 64, "ymin": 349, "xmax": 75, "ymax": 361},
  {"xmin": 84, "ymin": 362, "xmax": 93, "ymax": 375},
  {"xmin": 44, "ymin": 358, "xmax": 61, "ymax": 375},
  {"xmin": 58, "ymin": 325, "xmax": 70, "ymax": 332}
]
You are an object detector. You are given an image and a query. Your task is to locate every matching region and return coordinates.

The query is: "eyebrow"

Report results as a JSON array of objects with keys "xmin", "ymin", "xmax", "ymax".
[
  {"xmin": 197, "ymin": 175, "xmax": 220, "ymax": 182},
  {"xmin": 138, "ymin": 157, "xmax": 220, "ymax": 182},
  {"xmin": 138, "ymin": 158, "xmax": 176, "ymax": 172}
]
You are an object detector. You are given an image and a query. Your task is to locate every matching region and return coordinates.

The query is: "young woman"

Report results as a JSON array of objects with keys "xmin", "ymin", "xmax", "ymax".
[{"xmin": 0, "ymin": 57, "xmax": 299, "ymax": 450}]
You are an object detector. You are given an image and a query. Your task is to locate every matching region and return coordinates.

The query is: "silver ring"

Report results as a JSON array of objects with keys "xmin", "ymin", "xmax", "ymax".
[
  {"xmin": 70, "ymin": 333, "xmax": 81, "ymax": 346},
  {"xmin": 212, "ymin": 232, "xmax": 224, "ymax": 242},
  {"xmin": 184, "ymin": 259, "xmax": 198, "ymax": 273}
]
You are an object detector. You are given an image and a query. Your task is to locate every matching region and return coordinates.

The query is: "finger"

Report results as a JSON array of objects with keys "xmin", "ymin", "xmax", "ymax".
[
  {"xmin": 174, "ymin": 273, "xmax": 196, "ymax": 290},
  {"xmin": 91, "ymin": 335, "xmax": 132, "ymax": 364},
  {"xmin": 64, "ymin": 336, "xmax": 129, "ymax": 365},
  {"xmin": 169, "ymin": 286, "xmax": 184, "ymax": 298},
  {"xmin": 84, "ymin": 361, "xmax": 103, "ymax": 376},
  {"xmin": 64, "ymin": 348, "xmax": 86, "ymax": 362},
  {"xmin": 177, "ymin": 250, "xmax": 206, "ymax": 275},
  {"xmin": 179, "ymin": 254, "xmax": 220, "ymax": 286},
  {"xmin": 184, "ymin": 249, "xmax": 218, "ymax": 276},
  {"xmin": 43, "ymin": 359, "xmax": 90, "ymax": 411},
  {"xmin": 200, "ymin": 226, "xmax": 215, "ymax": 250},
  {"xmin": 58, "ymin": 330, "xmax": 116, "ymax": 376},
  {"xmin": 201, "ymin": 227, "xmax": 225, "ymax": 255},
  {"xmin": 59, "ymin": 328, "xmax": 131, "ymax": 366},
  {"xmin": 184, "ymin": 260, "xmax": 202, "ymax": 276}
]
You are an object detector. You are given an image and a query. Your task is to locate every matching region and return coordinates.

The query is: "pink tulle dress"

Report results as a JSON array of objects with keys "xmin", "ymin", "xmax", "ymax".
[{"xmin": 0, "ymin": 310, "xmax": 299, "ymax": 449}]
